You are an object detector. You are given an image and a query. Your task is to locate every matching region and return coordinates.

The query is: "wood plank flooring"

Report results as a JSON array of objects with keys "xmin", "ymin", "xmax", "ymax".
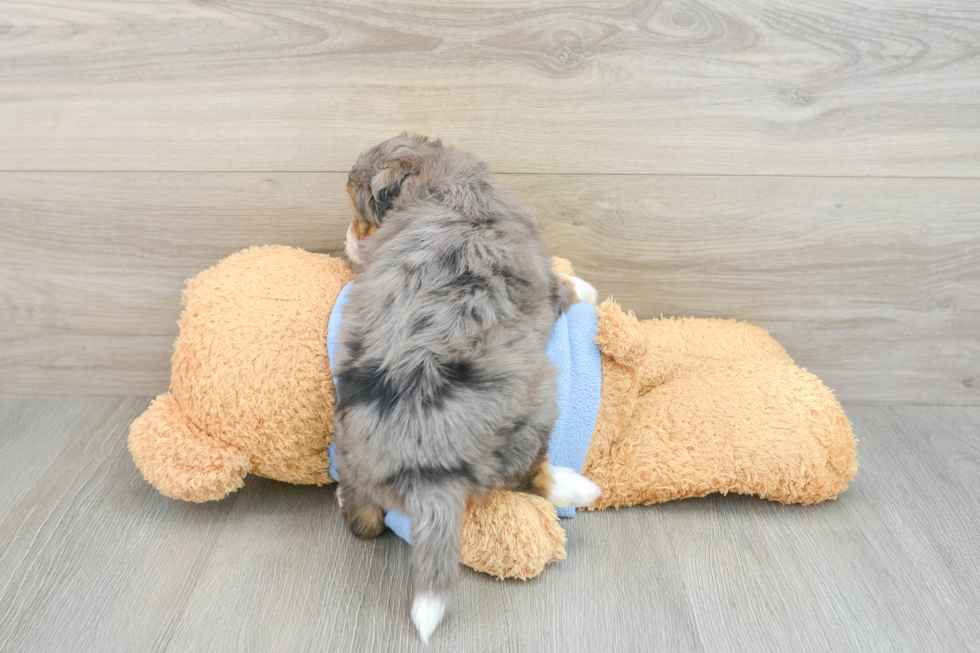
[{"xmin": 1, "ymin": 397, "xmax": 977, "ymax": 652}]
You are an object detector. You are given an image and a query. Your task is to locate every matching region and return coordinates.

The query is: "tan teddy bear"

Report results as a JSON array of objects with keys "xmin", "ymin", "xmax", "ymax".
[{"xmin": 129, "ymin": 245, "xmax": 857, "ymax": 579}]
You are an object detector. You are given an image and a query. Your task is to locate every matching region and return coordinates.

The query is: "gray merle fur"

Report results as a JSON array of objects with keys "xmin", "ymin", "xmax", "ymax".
[{"xmin": 334, "ymin": 133, "xmax": 574, "ymax": 606}]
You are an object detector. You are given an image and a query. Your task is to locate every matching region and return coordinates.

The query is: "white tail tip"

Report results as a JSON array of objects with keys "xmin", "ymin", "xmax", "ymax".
[{"xmin": 411, "ymin": 592, "xmax": 447, "ymax": 644}]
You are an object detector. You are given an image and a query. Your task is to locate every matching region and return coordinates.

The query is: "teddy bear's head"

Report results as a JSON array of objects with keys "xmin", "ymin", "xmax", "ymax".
[{"xmin": 128, "ymin": 246, "xmax": 353, "ymax": 502}]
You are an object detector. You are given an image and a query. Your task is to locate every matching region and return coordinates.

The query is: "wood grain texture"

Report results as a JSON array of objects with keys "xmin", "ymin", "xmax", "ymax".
[
  {"xmin": 2, "ymin": 172, "xmax": 977, "ymax": 403},
  {"xmin": 0, "ymin": 397, "xmax": 107, "ymax": 522},
  {"xmin": 1, "ymin": 397, "xmax": 979, "ymax": 652},
  {"xmin": 686, "ymin": 414, "xmax": 978, "ymax": 651},
  {"xmin": 520, "ymin": 174, "xmax": 980, "ymax": 406},
  {"xmin": 0, "ymin": 0, "xmax": 978, "ymax": 175},
  {"xmin": 0, "ymin": 172, "xmax": 347, "ymax": 396},
  {"xmin": 0, "ymin": 396, "xmax": 239, "ymax": 653},
  {"xmin": 840, "ymin": 405, "xmax": 980, "ymax": 645}
]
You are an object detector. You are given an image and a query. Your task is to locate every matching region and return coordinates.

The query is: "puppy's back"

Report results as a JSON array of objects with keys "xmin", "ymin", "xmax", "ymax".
[
  {"xmin": 334, "ymin": 137, "xmax": 569, "ymax": 642},
  {"xmin": 336, "ymin": 144, "xmax": 563, "ymax": 485}
]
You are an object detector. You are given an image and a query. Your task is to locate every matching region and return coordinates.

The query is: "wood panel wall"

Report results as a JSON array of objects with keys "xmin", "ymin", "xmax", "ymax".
[{"xmin": 1, "ymin": 0, "xmax": 978, "ymax": 403}]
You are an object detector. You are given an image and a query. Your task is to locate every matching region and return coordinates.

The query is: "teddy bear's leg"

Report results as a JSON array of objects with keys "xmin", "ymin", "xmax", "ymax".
[
  {"xmin": 583, "ymin": 303, "xmax": 857, "ymax": 508},
  {"xmin": 589, "ymin": 363, "xmax": 856, "ymax": 506},
  {"xmin": 128, "ymin": 393, "xmax": 251, "ymax": 503},
  {"xmin": 586, "ymin": 325, "xmax": 857, "ymax": 506}
]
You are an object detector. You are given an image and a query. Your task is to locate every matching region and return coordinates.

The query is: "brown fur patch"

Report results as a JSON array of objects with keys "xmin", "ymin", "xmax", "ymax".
[
  {"xmin": 347, "ymin": 182, "xmax": 357, "ymax": 209},
  {"xmin": 344, "ymin": 500, "xmax": 385, "ymax": 540},
  {"xmin": 512, "ymin": 450, "xmax": 553, "ymax": 499},
  {"xmin": 530, "ymin": 460, "xmax": 554, "ymax": 499},
  {"xmin": 353, "ymin": 218, "xmax": 377, "ymax": 241},
  {"xmin": 347, "ymin": 183, "xmax": 378, "ymax": 243}
]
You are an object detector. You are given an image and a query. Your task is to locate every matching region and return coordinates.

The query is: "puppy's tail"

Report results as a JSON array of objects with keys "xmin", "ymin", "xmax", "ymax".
[{"xmin": 405, "ymin": 484, "xmax": 467, "ymax": 643}]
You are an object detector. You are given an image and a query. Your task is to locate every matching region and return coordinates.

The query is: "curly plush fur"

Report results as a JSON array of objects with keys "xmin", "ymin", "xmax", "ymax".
[{"xmin": 129, "ymin": 249, "xmax": 858, "ymax": 583}]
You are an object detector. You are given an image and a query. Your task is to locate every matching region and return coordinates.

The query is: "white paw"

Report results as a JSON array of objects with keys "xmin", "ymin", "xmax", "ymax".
[
  {"xmin": 411, "ymin": 592, "xmax": 447, "ymax": 644},
  {"xmin": 336, "ymin": 485, "xmax": 345, "ymax": 509},
  {"xmin": 548, "ymin": 465, "xmax": 601, "ymax": 509},
  {"xmin": 562, "ymin": 274, "xmax": 598, "ymax": 306},
  {"xmin": 344, "ymin": 222, "xmax": 362, "ymax": 266}
]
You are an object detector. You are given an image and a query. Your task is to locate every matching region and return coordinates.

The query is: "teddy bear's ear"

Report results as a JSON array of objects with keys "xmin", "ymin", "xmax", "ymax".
[
  {"xmin": 550, "ymin": 256, "xmax": 576, "ymax": 277},
  {"xmin": 594, "ymin": 299, "xmax": 647, "ymax": 366}
]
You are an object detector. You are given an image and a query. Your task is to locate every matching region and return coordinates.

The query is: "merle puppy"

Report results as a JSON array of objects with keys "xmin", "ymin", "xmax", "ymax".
[{"xmin": 335, "ymin": 133, "xmax": 600, "ymax": 642}]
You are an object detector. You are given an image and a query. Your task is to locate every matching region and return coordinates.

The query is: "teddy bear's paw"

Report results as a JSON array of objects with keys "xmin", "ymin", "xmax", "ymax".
[
  {"xmin": 561, "ymin": 274, "xmax": 599, "ymax": 306},
  {"xmin": 548, "ymin": 465, "xmax": 601, "ymax": 508},
  {"xmin": 411, "ymin": 591, "xmax": 447, "ymax": 643}
]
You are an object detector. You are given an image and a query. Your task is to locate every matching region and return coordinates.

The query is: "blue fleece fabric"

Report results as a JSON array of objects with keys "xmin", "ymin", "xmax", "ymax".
[
  {"xmin": 326, "ymin": 281, "xmax": 601, "ymax": 544},
  {"xmin": 545, "ymin": 302, "xmax": 603, "ymax": 517}
]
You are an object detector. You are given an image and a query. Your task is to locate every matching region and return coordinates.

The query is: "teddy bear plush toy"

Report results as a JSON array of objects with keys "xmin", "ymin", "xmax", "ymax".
[{"xmin": 129, "ymin": 245, "xmax": 857, "ymax": 579}]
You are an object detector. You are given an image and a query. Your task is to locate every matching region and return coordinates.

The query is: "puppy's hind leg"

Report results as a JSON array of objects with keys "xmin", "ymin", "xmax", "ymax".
[{"xmin": 339, "ymin": 484, "xmax": 386, "ymax": 540}]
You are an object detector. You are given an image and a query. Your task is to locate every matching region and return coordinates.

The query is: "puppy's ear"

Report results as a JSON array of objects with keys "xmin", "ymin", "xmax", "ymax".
[{"xmin": 370, "ymin": 172, "xmax": 409, "ymax": 223}]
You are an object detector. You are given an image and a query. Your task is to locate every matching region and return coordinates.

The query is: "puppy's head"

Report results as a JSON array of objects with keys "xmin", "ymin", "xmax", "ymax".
[{"xmin": 345, "ymin": 132, "xmax": 438, "ymax": 265}]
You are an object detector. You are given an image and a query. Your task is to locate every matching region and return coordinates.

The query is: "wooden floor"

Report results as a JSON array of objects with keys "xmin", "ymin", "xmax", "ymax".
[{"xmin": 0, "ymin": 396, "xmax": 976, "ymax": 652}]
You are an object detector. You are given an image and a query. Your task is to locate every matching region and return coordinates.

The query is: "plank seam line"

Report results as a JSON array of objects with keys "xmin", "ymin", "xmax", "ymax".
[{"xmin": 1, "ymin": 171, "xmax": 979, "ymax": 180}]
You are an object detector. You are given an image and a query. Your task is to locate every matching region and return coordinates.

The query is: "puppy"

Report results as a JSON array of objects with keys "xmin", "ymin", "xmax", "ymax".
[{"xmin": 334, "ymin": 134, "xmax": 599, "ymax": 642}]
